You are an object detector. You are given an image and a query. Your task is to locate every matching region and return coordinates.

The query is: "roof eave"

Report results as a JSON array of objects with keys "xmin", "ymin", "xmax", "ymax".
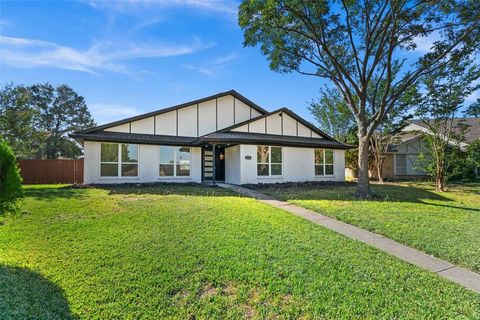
[{"xmin": 199, "ymin": 136, "xmax": 353, "ymax": 150}]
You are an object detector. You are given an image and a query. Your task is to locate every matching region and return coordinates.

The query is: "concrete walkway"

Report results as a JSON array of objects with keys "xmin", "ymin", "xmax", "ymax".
[{"xmin": 217, "ymin": 183, "xmax": 480, "ymax": 294}]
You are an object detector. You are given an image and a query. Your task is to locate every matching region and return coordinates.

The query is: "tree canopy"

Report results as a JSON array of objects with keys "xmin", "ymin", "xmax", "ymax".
[
  {"xmin": 0, "ymin": 83, "xmax": 95, "ymax": 159},
  {"xmin": 239, "ymin": 0, "xmax": 480, "ymax": 197}
]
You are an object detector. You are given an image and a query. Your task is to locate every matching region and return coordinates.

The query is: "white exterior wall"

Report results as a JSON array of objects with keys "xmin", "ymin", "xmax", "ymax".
[
  {"xmin": 225, "ymin": 145, "xmax": 241, "ymax": 184},
  {"xmin": 155, "ymin": 111, "xmax": 176, "ymax": 135},
  {"xmin": 177, "ymin": 105, "xmax": 197, "ymax": 137},
  {"xmin": 105, "ymin": 123, "xmax": 130, "ymax": 133},
  {"xmin": 102, "ymin": 94, "xmax": 262, "ymax": 137},
  {"xmin": 217, "ymin": 95, "xmax": 234, "ymax": 129},
  {"xmin": 131, "ymin": 117, "xmax": 154, "ymax": 134},
  {"xmin": 231, "ymin": 112, "xmax": 320, "ymax": 138},
  {"xmin": 233, "ymin": 144, "xmax": 345, "ymax": 185},
  {"xmin": 83, "ymin": 140, "xmax": 202, "ymax": 184}
]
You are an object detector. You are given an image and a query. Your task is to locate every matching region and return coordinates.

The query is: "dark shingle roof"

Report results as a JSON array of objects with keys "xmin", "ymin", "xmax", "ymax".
[
  {"xmin": 199, "ymin": 132, "xmax": 352, "ymax": 149},
  {"xmin": 70, "ymin": 131, "xmax": 197, "ymax": 146},
  {"xmin": 409, "ymin": 118, "xmax": 480, "ymax": 143},
  {"xmin": 70, "ymin": 131, "xmax": 353, "ymax": 149}
]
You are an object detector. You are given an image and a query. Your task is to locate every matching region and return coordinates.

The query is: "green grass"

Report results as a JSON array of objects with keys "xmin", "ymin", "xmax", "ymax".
[
  {"xmin": 254, "ymin": 180, "xmax": 480, "ymax": 274},
  {"xmin": 0, "ymin": 184, "xmax": 479, "ymax": 319}
]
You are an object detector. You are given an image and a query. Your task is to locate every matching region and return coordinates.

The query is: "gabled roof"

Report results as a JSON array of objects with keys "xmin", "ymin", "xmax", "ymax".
[
  {"xmin": 387, "ymin": 134, "xmax": 424, "ymax": 152},
  {"xmin": 219, "ymin": 107, "xmax": 338, "ymax": 142},
  {"xmin": 407, "ymin": 118, "xmax": 480, "ymax": 143},
  {"xmin": 77, "ymin": 90, "xmax": 268, "ymax": 134}
]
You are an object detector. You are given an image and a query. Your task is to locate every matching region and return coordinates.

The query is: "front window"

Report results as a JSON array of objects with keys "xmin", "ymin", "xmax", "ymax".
[
  {"xmin": 100, "ymin": 143, "xmax": 138, "ymax": 177},
  {"xmin": 257, "ymin": 146, "xmax": 282, "ymax": 176},
  {"xmin": 315, "ymin": 149, "xmax": 334, "ymax": 176},
  {"xmin": 159, "ymin": 146, "xmax": 191, "ymax": 177}
]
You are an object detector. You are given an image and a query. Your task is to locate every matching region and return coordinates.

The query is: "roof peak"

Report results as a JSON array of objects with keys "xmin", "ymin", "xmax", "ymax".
[{"xmin": 76, "ymin": 90, "xmax": 268, "ymax": 134}]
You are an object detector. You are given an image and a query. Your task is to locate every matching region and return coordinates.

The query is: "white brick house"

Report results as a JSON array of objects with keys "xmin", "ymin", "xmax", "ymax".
[{"xmin": 71, "ymin": 90, "xmax": 351, "ymax": 185}]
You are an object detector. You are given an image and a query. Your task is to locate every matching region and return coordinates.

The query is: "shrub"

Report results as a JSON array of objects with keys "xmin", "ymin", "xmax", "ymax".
[{"xmin": 0, "ymin": 139, "xmax": 23, "ymax": 214}]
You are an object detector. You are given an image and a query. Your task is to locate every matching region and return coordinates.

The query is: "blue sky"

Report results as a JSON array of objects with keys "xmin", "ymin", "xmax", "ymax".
[
  {"xmin": 1, "ymin": 1, "xmax": 478, "ymax": 126},
  {"xmin": 0, "ymin": 0, "xmax": 330, "ymax": 125}
]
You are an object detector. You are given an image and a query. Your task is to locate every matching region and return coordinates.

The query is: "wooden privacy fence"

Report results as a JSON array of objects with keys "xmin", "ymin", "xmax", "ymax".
[{"xmin": 18, "ymin": 159, "xmax": 84, "ymax": 184}]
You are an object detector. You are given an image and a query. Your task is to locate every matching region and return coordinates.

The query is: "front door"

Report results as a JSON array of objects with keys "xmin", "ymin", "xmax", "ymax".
[
  {"xmin": 202, "ymin": 145, "xmax": 225, "ymax": 182},
  {"xmin": 215, "ymin": 146, "xmax": 225, "ymax": 181}
]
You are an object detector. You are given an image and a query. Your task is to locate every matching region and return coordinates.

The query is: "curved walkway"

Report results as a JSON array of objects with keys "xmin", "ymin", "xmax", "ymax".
[{"xmin": 217, "ymin": 183, "xmax": 480, "ymax": 294}]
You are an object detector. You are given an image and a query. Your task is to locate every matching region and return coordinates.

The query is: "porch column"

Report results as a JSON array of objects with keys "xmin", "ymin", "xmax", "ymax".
[{"xmin": 212, "ymin": 144, "xmax": 216, "ymax": 185}]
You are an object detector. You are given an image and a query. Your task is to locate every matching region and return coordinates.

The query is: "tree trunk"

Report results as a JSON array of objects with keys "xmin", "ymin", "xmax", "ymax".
[
  {"xmin": 377, "ymin": 158, "xmax": 385, "ymax": 184},
  {"xmin": 436, "ymin": 161, "xmax": 445, "ymax": 192},
  {"xmin": 356, "ymin": 136, "xmax": 371, "ymax": 198},
  {"xmin": 436, "ymin": 175, "xmax": 445, "ymax": 191}
]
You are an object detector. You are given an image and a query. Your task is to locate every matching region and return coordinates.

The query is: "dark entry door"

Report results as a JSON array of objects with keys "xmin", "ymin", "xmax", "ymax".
[
  {"xmin": 202, "ymin": 145, "xmax": 225, "ymax": 182},
  {"xmin": 215, "ymin": 146, "xmax": 225, "ymax": 181}
]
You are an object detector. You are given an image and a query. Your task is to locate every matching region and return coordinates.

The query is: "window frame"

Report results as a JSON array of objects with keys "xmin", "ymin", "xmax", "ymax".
[
  {"xmin": 99, "ymin": 143, "xmax": 139, "ymax": 178},
  {"xmin": 314, "ymin": 149, "xmax": 335, "ymax": 176},
  {"xmin": 394, "ymin": 154, "xmax": 407, "ymax": 175},
  {"xmin": 256, "ymin": 146, "xmax": 283, "ymax": 177},
  {"xmin": 159, "ymin": 146, "xmax": 191, "ymax": 178}
]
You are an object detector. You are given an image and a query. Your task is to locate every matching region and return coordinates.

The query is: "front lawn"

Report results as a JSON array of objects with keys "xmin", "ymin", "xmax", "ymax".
[
  {"xmin": 253, "ymin": 181, "xmax": 480, "ymax": 274},
  {"xmin": 0, "ymin": 184, "xmax": 479, "ymax": 319}
]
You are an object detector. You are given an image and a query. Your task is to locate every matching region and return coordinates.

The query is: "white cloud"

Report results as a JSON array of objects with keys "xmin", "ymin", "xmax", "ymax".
[
  {"xmin": 89, "ymin": 103, "xmax": 140, "ymax": 124},
  {"xmin": 88, "ymin": 0, "xmax": 238, "ymax": 15},
  {"xmin": 182, "ymin": 51, "xmax": 239, "ymax": 77},
  {"xmin": 465, "ymin": 90, "xmax": 479, "ymax": 104},
  {"xmin": 0, "ymin": 35, "xmax": 214, "ymax": 75},
  {"xmin": 413, "ymin": 31, "xmax": 442, "ymax": 53}
]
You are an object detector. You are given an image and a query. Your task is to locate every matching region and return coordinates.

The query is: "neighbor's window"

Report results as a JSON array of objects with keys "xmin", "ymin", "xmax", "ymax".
[
  {"xmin": 257, "ymin": 146, "xmax": 282, "ymax": 176},
  {"xmin": 159, "ymin": 146, "xmax": 191, "ymax": 177},
  {"xmin": 100, "ymin": 143, "xmax": 138, "ymax": 177},
  {"xmin": 395, "ymin": 154, "xmax": 407, "ymax": 175},
  {"xmin": 315, "ymin": 149, "xmax": 334, "ymax": 176}
]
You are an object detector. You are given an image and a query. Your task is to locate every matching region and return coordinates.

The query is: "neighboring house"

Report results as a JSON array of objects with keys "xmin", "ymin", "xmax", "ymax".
[
  {"xmin": 382, "ymin": 118, "xmax": 480, "ymax": 179},
  {"xmin": 71, "ymin": 90, "xmax": 351, "ymax": 185}
]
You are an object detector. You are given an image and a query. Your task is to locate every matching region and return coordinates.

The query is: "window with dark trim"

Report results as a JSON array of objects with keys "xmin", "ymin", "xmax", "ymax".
[
  {"xmin": 315, "ymin": 149, "xmax": 334, "ymax": 176},
  {"xmin": 100, "ymin": 143, "xmax": 138, "ymax": 177},
  {"xmin": 257, "ymin": 146, "xmax": 282, "ymax": 176}
]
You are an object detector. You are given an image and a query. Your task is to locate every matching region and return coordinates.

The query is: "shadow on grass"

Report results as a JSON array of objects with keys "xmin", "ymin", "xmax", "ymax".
[
  {"xmin": 248, "ymin": 182, "xmax": 459, "ymax": 204},
  {"xmin": 24, "ymin": 186, "xmax": 89, "ymax": 201},
  {"xmin": 0, "ymin": 265, "xmax": 77, "ymax": 319},
  {"xmin": 23, "ymin": 183, "xmax": 237, "ymax": 200},
  {"xmin": 92, "ymin": 182, "xmax": 237, "ymax": 197}
]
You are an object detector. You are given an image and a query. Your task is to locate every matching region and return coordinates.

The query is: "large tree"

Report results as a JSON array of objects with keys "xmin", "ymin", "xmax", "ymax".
[
  {"xmin": 416, "ymin": 56, "xmax": 479, "ymax": 191},
  {"xmin": 309, "ymin": 88, "xmax": 358, "ymax": 175},
  {"xmin": 0, "ymin": 84, "xmax": 43, "ymax": 159},
  {"xmin": 29, "ymin": 84, "xmax": 95, "ymax": 159},
  {"xmin": 239, "ymin": 0, "xmax": 480, "ymax": 197},
  {"xmin": 309, "ymin": 87, "xmax": 356, "ymax": 142}
]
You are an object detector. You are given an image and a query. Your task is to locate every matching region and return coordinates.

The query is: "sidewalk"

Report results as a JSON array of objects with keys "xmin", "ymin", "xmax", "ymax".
[{"xmin": 217, "ymin": 183, "xmax": 480, "ymax": 294}]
